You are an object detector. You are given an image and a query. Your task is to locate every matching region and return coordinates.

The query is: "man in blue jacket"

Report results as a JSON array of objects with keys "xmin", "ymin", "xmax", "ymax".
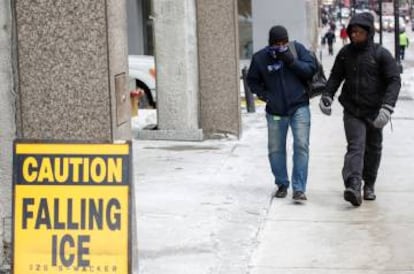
[{"xmin": 247, "ymin": 25, "xmax": 316, "ymax": 201}]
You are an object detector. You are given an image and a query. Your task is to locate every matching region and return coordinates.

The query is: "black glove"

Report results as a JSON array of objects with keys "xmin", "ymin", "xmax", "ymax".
[
  {"xmin": 277, "ymin": 48, "xmax": 295, "ymax": 65},
  {"xmin": 319, "ymin": 96, "xmax": 332, "ymax": 115}
]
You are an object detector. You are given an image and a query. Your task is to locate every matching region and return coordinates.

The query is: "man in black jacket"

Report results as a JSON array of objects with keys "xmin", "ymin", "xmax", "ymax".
[
  {"xmin": 319, "ymin": 13, "xmax": 401, "ymax": 206},
  {"xmin": 247, "ymin": 25, "xmax": 316, "ymax": 201}
]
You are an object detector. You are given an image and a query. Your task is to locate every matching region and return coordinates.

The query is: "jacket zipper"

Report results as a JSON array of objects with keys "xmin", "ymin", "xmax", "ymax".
[{"xmin": 354, "ymin": 54, "xmax": 360, "ymax": 116}]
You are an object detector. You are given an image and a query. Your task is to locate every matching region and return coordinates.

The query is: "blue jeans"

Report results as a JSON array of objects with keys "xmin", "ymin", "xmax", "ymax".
[{"xmin": 266, "ymin": 106, "xmax": 310, "ymax": 192}]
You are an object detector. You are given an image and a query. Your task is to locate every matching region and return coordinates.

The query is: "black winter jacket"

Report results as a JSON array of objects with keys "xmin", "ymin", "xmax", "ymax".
[
  {"xmin": 324, "ymin": 13, "xmax": 401, "ymax": 120},
  {"xmin": 247, "ymin": 41, "xmax": 316, "ymax": 116}
]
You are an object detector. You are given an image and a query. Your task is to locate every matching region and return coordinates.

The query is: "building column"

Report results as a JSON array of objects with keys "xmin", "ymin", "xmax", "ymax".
[
  {"xmin": 196, "ymin": 0, "xmax": 241, "ymax": 138},
  {"xmin": 137, "ymin": 0, "xmax": 203, "ymax": 141},
  {"xmin": 14, "ymin": 0, "xmax": 131, "ymax": 141}
]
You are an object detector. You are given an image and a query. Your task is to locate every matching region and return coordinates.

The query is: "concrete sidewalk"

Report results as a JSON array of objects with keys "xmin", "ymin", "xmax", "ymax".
[
  {"xmin": 133, "ymin": 109, "xmax": 275, "ymax": 274},
  {"xmin": 248, "ymin": 97, "xmax": 414, "ymax": 274}
]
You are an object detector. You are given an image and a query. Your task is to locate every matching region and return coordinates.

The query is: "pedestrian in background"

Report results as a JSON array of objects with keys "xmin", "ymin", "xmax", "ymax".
[
  {"xmin": 323, "ymin": 28, "xmax": 336, "ymax": 55},
  {"xmin": 329, "ymin": 20, "xmax": 337, "ymax": 32},
  {"xmin": 247, "ymin": 25, "xmax": 316, "ymax": 201},
  {"xmin": 399, "ymin": 28, "xmax": 409, "ymax": 61},
  {"xmin": 319, "ymin": 13, "xmax": 401, "ymax": 206},
  {"xmin": 340, "ymin": 24, "xmax": 348, "ymax": 45}
]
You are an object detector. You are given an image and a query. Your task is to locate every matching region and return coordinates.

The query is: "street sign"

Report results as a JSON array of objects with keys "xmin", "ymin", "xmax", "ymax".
[{"xmin": 12, "ymin": 141, "xmax": 131, "ymax": 274}]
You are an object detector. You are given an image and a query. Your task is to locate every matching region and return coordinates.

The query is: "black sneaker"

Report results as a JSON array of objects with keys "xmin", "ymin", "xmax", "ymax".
[
  {"xmin": 344, "ymin": 188, "xmax": 362, "ymax": 206},
  {"xmin": 274, "ymin": 185, "xmax": 288, "ymax": 198},
  {"xmin": 292, "ymin": 191, "xmax": 307, "ymax": 201},
  {"xmin": 363, "ymin": 184, "xmax": 376, "ymax": 200}
]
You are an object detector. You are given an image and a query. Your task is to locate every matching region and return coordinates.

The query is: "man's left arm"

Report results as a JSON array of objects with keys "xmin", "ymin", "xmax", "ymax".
[
  {"xmin": 287, "ymin": 43, "xmax": 317, "ymax": 79},
  {"xmin": 372, "ymin": 48, "xmax": 402, "ymax": 128},
  {"xmin": 380, "ymin": 49, "xmax": 401, "ymax": 108}
]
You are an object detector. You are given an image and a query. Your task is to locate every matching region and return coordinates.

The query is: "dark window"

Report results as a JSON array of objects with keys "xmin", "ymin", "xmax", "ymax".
[
  {"xmin": 238, "ymin": 0, "xmax": 252, "ymax": 59},
  {"xmin": 143, "ymin": 0, "xmax": 154, "ymax": 55}
]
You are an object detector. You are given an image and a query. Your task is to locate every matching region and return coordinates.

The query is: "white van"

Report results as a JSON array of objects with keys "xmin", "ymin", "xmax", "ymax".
[{"xmin": 128, "ymin": 55, "xmax": 156, "ymax": 108}]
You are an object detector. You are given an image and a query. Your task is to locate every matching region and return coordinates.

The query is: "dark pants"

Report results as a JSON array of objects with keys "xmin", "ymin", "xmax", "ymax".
[
  {"xmin": 342, "ymin": 111, "xmax": 383, "ymax": 187},
  {"xmin": 400, "ymin": 46, "xmax": 406, "ymax": 61},
  {"xmin": 328, "ymin": 43, "xmax": 333, "ymax": 55}
]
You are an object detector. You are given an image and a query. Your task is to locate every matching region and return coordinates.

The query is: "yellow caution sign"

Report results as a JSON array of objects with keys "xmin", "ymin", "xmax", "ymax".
[{"xmin": 13, "ymin": 141, "xmax": 131, "ymax": 274}]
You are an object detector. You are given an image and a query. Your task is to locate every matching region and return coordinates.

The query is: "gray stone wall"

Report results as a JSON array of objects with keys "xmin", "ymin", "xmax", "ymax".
[
  {"xmin": 197, "ymin": 0, "xmax": 241, "ymax": 137},
  {"xmin": 0, "ymin": 0, "xmax": 15, "ymax": 265},
  {"xmin": 107, "ymin": 0, "xmax": 132, "ymax": 141},
  {"xmin": 14, "ymin": 0, "xmax": 130, "ymax": 142}
]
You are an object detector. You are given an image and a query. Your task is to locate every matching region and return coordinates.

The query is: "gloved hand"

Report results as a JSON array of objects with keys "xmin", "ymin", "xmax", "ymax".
[
  {"xmin": 277, "ymin": 48, "xmax": 295, "ymax": 65},
  {"xmin": 319, "ymin": 96, "xmax": 333, "ymax": 115},
  {"xmin": 267, "ymin": 46, "xmax": 279, "ymax": 59},
  {"xmin": 373, "ymin": 106, "xmax": 393, "ymax": 128}
]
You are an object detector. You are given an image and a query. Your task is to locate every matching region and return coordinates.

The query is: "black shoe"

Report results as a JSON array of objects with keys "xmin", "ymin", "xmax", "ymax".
[
  {"xmin": 363, "ymin": 184, "xmax": 376, "ymax": 200},
  {"xmin": 344, "ymin": 188, "xmax": 362, "ymax": 206},
  {"xmin": 274, "ymin": 185, "xmax": 288, "ymax": 198},
  {"xmin": 292, "ymin": 191, "xmax": 307, "ymax": 201}
]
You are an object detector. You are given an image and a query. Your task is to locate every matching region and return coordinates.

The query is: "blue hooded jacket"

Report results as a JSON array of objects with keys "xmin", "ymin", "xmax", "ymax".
[{"xmin": 247, "ymin": 41, "xmax": 316, "ymax": 116}]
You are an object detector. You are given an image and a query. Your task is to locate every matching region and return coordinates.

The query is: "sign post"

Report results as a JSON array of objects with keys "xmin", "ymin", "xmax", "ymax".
[
  {"xmin": 394, "ymin": 0, "xmax": 403, "ymax": 73},
  {"xmin": 12, "ymin": 141, "xmax": 131, "ymax": 274}
]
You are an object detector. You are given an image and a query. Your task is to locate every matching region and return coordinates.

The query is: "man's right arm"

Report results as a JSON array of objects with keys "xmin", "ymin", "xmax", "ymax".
[
  {"xmin": 323, "ymin": 48, "xmax": 346, "ymax": 98},
  {"xmin": 247, "ymin": 56, "xmax": 267, "ymax": 102},
  {"xmin": 319, "ymin": 48, "xmax": 346, "ymax": 116}
]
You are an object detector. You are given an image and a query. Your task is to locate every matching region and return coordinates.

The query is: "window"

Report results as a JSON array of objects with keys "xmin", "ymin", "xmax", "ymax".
[
  {"xmin": 238, "ymin": 0, "xmax": 253, "ymax": 59},
  {"xmin": 142, "ymin": 0, "xmax": 154, "ymax": 55}
]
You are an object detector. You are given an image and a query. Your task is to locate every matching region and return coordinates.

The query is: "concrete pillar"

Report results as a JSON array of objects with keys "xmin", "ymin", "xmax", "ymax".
[
  {"xmin": 137, "ymin": 0, "xmax": 203, "ymax": 141},
  {"xmin": 0, "ymin": 0, "xmax": 15, "ymax": 267},
  {"xmin": 13, "ymin": 0, "xmax": 137, "ymax": 271},
  {"xmin": 14, "ymin": 0, "xmax": 130, "ymax": 141},
  {"xmin": 196, "ymin": 0, "xmax": 241, "ymax": 138},
  {"xmin": 305, "ymin": 0, "xmax": 320, "ymax": 51}
]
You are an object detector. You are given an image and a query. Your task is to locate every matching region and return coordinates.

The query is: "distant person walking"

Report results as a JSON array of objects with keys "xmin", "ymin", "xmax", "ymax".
[
  {"xmin": 340, "ymin": 24, "xmax": 348, "ymax": 45},
  {"xmin": 323, "ymin": 29, "xmax": 336, "ymax": 55},
  {"xmin": 247, "ymin": 25, "xmax": 316, "ymax": 201},
  {"xmin": 319, "ymin": 13, "xmax": 401, "ymax": 206},
  {"xmin": 399, "ymin": 28, "xmax": 409, "ymax": 61},
  {"xmin": 330, "ymin": 20, "xmax": 337, "ymax": 32}
]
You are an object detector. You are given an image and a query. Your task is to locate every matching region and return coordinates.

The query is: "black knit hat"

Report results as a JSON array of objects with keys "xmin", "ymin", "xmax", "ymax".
[{"xmin": 268, "ymin": 25, "xmax": 289, "ymax": 45}]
